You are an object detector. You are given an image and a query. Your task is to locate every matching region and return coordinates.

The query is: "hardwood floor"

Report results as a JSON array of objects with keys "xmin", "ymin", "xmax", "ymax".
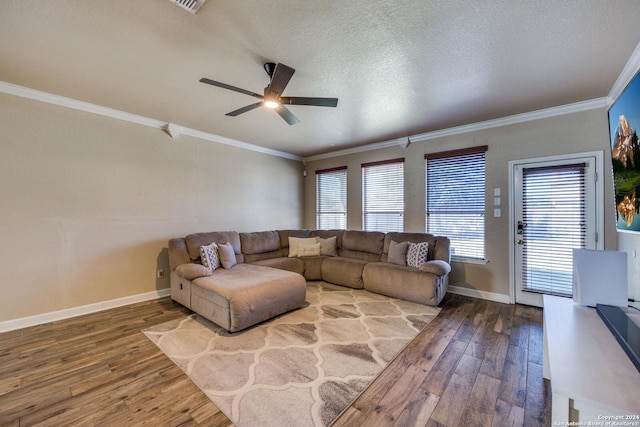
[{"xmin": 0, "ymin": 293, "xmax": 551, "ymax": 426}]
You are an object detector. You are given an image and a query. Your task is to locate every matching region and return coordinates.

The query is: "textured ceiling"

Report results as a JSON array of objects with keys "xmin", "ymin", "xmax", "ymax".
[{"xmin": 1, "ymin": 1, "xmax": 640, "ymax": 157}]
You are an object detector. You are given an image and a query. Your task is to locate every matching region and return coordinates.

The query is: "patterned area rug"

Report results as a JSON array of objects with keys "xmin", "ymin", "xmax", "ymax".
[{"xmin": 143, "ymin": 281, "xmax": 440, "ymax": 427}]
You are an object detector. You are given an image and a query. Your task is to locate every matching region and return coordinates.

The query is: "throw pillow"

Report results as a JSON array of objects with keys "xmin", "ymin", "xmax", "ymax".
[
  {"xmin": 298, "ymin": 242, "xmax": 321, "ymax": 257},
  {"xmin": 388, "ymin": 240, "xmax": 410, "ymax": 265},
  {"xmin": 218, "ymin": 242, "xmax": 237, "ymax": 269},
  {"xmin": 176, "ymin": 263, "xmax": 213, "ymax": 280},
  {"xmin": 318, "ymin": 236, "xmax": 338, "ymax": 256},
  {"xmin": 288, "ymin": 237, "xmax": 318, "ymax": 257},
  {"xmin": 199, "ymin": 242, "xmax": 220, "ymax": 272},
  {"xmin": 406, "ymin": 241, "xmax": 429, "ymax": 268}
]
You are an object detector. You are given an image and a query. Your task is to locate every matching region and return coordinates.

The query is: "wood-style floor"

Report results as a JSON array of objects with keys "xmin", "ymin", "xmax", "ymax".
[{"xmin": 0, "ymin": 292, "xmax": 550, "ymax": 426}]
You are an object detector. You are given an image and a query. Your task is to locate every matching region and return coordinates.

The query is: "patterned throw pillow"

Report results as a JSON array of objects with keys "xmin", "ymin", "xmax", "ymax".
[
  {"xmin": 199, "ymin": 242, "xmax": 220, "ymax": 272},
  {"xmin": 406, "ymin": 241, "xmax": 429, "ymax": 268}
]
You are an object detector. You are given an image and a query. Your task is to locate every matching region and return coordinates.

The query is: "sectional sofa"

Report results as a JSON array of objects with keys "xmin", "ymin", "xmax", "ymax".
[{"xmin": 168, "ymin": 229, "xmax": 451, "ymax": 332}]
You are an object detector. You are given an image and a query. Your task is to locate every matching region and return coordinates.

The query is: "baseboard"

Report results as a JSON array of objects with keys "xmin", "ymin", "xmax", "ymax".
[
  {"xmin": 0, "ymin": 288, "xmax": 172, "ymax": 333},
  {"xmin": 447, "ymin": 285, "xmax": 511, "ymax": 304}
]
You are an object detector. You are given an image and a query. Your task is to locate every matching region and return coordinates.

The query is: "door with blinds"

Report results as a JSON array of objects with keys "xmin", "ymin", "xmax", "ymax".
[{"xmin": 512, "ymin": 153, "xmax": 601, "ymax": 307}]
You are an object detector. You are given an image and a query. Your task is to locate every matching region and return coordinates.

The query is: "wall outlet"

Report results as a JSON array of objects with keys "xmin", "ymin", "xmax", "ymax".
[{"xmin": 157, "ymin": 269, "xmax": 165, "ymax": 279}]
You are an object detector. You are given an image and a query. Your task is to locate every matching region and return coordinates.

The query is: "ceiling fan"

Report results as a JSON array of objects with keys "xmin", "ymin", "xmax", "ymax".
[{"xmin": 199, "ymin": 62, "xmax": 338, "ymax": 125}]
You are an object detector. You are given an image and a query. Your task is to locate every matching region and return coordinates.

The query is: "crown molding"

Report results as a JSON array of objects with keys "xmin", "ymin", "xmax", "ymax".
[
  {"xmin": 410, "ymin": 98, "xmax": 607, "ymax": 143},
  {"xmin": 0, "ymin": 79, "xmax": 613, "ymax": 164},
  {"xmin": 305, "ymin": 98, "xmax": 607, "ymax": 161},
  {"xmin": 305, "ymin": 136, "xmax": 409, "ymax": 162},
  {"xmin": 0, "ymin": 81, "xmax": 302, "ymax": 162},
  {"xmin": 608, "ymin": 41, "xmax": 640, "ymax": 106}
]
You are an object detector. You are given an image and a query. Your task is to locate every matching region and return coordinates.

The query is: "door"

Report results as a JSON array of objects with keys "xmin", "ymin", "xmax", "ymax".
[{"xmin": 510, "ymin": 152, "xmax": 603, "ymax": 307}]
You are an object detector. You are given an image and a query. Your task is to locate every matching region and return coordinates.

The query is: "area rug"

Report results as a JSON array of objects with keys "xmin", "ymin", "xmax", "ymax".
[{"xmin": 143, "ymin": 281, "xmax": 440, "ymax": 427}]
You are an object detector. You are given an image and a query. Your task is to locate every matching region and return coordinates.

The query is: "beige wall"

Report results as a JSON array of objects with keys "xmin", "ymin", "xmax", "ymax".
[
  {"xmin": 0, "ymin": 93, "xmax": 304, "ymax": 322},
  {"xmin": 3, "ymin": 89, "xmax": 637, "ymax": 323},
  {"xmin": 304, "ymin": 108, "xmax": 620, "ymax": 300}
]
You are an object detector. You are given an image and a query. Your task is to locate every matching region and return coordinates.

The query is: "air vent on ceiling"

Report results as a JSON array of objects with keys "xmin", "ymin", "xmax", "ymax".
[{"xmin": 169, "ymin": 0, "xmax": 206, "ymax": 14}]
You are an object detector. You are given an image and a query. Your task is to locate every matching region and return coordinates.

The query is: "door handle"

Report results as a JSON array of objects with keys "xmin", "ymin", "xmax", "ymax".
[{"xmin": 516, "ymin": 239, "xmax": 524, "ymax": 245}]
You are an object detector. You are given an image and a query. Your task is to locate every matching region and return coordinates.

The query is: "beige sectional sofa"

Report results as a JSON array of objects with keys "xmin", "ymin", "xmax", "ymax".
[{"xmin": 168, "ymin": 229, "xmax": 451, "ymax": 332}]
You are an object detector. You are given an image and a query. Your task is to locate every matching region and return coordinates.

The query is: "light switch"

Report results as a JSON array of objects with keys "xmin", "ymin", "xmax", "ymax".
[
  {"xmin": 494, "ymin": 188, "xmax": 501, "ymax": 197},
  {"xmin": 494, "ymin": 208, "xmax": 501, "ymax": 217},
  {"xmin": 494, "ymin": 197, "xmax": 501, "ymax": 206}
]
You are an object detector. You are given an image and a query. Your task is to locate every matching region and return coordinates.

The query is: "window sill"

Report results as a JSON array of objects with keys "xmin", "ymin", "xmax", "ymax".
[{"xmin": 451, "ymin": 257, "xmax": 488, "ymax": 265}]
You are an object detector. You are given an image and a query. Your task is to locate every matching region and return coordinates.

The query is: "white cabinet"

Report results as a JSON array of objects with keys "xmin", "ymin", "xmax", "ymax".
[{"xmin": 543, "ymin": 295, "xmax": 640, "ymax": 423}]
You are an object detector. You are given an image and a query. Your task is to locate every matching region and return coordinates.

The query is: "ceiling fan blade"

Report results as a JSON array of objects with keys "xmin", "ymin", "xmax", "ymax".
[
  {"xmin": 280, "ymin": 97, "xmax": 338, "ymax": 107},
  {"xmin": 226, "ymin": 102, "xmax": 263, "ymax": 116},
  {"xmin": 275, "ymin": 105, "xmax": 300, "ymax": 125},
  {"xmin": 266, "ymin": 63, "xmax": 295, "ymax": 98},
  {"xmin": 199, "ymin": 78, "xmax": 262, "ymax": 98}
]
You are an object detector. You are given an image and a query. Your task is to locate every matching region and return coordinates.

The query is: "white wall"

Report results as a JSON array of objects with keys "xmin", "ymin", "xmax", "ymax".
[
  {"xmin": 304, "ymin": 108, "xmax": 619, "ymax": 300},
  {"xmin": 617, "ymin": 234, "xmax": 640, "ymax": 308},
  {"xmin": 0, "ymin": 93, "xmax": 304, "ymax": 322}
]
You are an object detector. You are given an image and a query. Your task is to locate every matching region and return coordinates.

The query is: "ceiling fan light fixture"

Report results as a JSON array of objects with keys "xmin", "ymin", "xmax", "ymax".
[
  {"xmin": 263, "ymin": 92, "xmax": 280, "ymax": 108},
  {"xmin": 199, "ymin": 61, "xmax": 338, "ymax": 125}
]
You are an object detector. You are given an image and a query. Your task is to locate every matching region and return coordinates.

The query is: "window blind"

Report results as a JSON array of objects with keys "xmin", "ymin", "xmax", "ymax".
[
  {"xmin": 316, "ymin": 167, "xmax": 347, "ymax": 229},
  {"xmin": 520, "ymin": 163, "xmax": 586, "ymax": 297},
  {"xmin": 426, "ymin": 148, "xmax": 486, "ymax": 260},
  {"xmin": 362, "ymin": 159, "xmax": 404, "ymax": 232}
]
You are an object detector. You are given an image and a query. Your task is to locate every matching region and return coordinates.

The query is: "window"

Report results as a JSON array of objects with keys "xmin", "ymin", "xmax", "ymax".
[
  {"xmin": 362, "ymin": 158, "xmax": 404, "ymax": 232},
  {"xmin": 316, "ymin": 167, "xmax": 347, "ymax": 229},
  {"xmin": 426, "ymin": 146, "xmax": 487, "ymax": 260}
]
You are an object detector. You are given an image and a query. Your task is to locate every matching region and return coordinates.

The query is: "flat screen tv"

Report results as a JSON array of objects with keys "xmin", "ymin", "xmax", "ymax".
[{"xmin": 609, "ymin": 69, "xmax": 640, "ymax": 233}]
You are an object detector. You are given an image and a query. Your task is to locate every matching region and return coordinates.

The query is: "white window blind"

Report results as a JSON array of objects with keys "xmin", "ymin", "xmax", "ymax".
[
  {"xmin": 362, "ymin": 159, "xmax": 404, "ymax": 232},
  {"xmin": 316, "ymin": 167, "xmax": 347, "ymax": 229},
  {"xmin": 520, "ymin": 163, "xmax": 586, "ymax": 297},
  {"xmin": 426, "ymin": 147, "xmax": 487, "ymax": 260}
]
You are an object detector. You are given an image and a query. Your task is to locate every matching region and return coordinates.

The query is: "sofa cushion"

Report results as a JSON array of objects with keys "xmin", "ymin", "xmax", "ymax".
[
  {"xmin": 240, "ymin": 230, "xmax": 281, "ymax": 255},
  {"xmin": 363, "ymin": 262, "xmax": 444, "ymax": 306},
  {"xmin": 383, "ymin": 232, "xmax": 436, "ymax": 262},
  {"xmin": 301, "ymin": 256, "xmax": 324, "ymax": 280},
  {"xmin": 169, "ymin": 238, "xmax": 191, "ymax": 271},
  {"xmin": 388, "ymin": 240, "xmax": 409, "ymax": 266},
  {"xmin": 340, "ymin": 230, "xmax": 384, "ymax": 261},
  {"xmin": 277, "ymin": 229, "xmax": 312, "ymax": 256},
  {"xmin": 311, "ymin": 229, "xmax": 344, "ymax": 249},
  {"xmin": 175, "ymin": 263, "xmax": 213, "ymax": 280},
  {"xmin": 321, "ymin": 256, "xmax": 369, "ymax": 288},
  {"xmin": 407, "ymin": 241, "xmax": 429, "ymax": 267},
  {"xmin": 318, "ymin": 236, "xmax": 338, "ymax": 256},
  {"xmin": 288, "ymin": 237, "xmax": 318, "ymax": 257},
  {"xmin": 250, "ymin": 257, "xmax": 305, "ymax": 276},
  {"xmin": 199, "ymin": 242, "xmax": 220, "ymax": 271},
  {"xmin": 185, "ymin": 231, "xmax": 241, "ymax": 262},
  {"xmin": 218, "ymin": 242, "xmax": 237, "ymax": 269},
  {"xmin": 342, "ymin": 230, "xmax": 385, "ymax": 253}
]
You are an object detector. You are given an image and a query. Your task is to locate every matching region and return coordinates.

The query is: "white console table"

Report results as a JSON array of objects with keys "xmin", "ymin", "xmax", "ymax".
[{"xmin": 543, "ymin": 295, "xmax": 640, "ymax": 423}]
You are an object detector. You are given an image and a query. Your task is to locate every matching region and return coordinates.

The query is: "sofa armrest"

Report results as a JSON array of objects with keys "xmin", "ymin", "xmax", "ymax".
[
  {"xmin": 175, "ymin": 263, "xmax": 212, "ymax": 280},
  {"xmin": 419, "ymin": 260, "xmax": 451, "ymax": 276}
]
